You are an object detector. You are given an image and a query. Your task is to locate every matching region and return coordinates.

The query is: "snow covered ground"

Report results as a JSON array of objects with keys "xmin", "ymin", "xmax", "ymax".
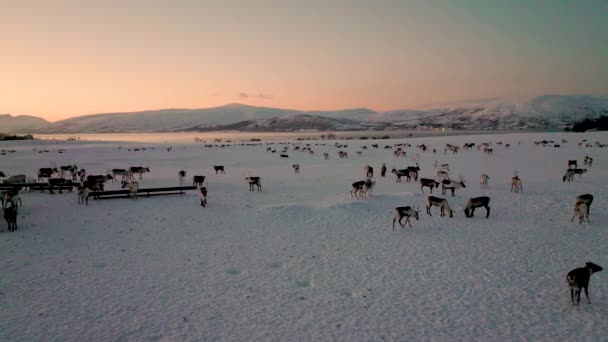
[{"xmin": 1, "ymin": 132, "xmax": 607, "ymax": 341}]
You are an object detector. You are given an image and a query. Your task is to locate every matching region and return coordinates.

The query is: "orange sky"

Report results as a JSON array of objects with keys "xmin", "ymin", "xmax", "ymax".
[{"xmin": 1, "ymin": 1, "xmax": 607, "ymax": 121}]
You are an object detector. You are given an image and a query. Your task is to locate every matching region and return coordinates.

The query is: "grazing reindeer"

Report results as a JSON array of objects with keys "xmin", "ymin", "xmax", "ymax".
[
  {"xmin": 568, "ymin": 160, "xmax": 577, "ymax": 169},
  {"xmin": 199, "ymin": 187, "xmax": 208, "ymax": 207},
  {"xmin": 193, "ymin": 175, "xmax": 206, "ymax": 187},
  {"xmin": 575, "ymin": 194, "xmax": 593, "ymax": 214},
  {"xmin": 178, "ymin": 170, "xmax": 187, "ymax": 186},
  {"xmin": 392, "ymin": 206, "xmax": 419, "ymax": 229},
  {"xmin": 420, "ymin": 178, "xmax": 440, "ymax": 194},
  {"xmin": 121, "ymin": 180, "xmax": 139, "ymax": 199},
  {"xmin": 3, "ymin": 199, "xmax": 18, "ymax": 231},
  {"xmin": 464, "ymin": 196, "xmax": 490, "ymax": 218},
  {"xmin": 213, "ymin": 165, "xmax": 226, "ymax": 174},
  {"xmin": 293, "ymin": 164, "xmax": 300, "ymax": 174},
  {"xmin": 364, "ymin": 165, "xmax": 373, "ymax": 178},
  {"xmin": 480, "ymin": 174, "xmax": 490, "ymax": 189},
  {"xmin": 571, "ymin": 202, "xmax": 589, "ymax": 224},
  {"xmin": 441, "ymin": 177, "xmax": 466, "ymax": 196},
  {"xmin": 511, "ymin": 176, "xmax": 523, "ymax": 193},
  {"xmin": 567, "ymin": 262, "xmax": 603, "ymax": 305},
  {"xmin": 246, "ymin": 176, "xmax": 262, "ymax": 192},
  {"xmin": 426, "ymin": 196, "xmax": 453, "ymax": 217},
  {"xmin": 77, "ymin": 185, "xmax": 90, "ymax": 206},
  {"xmin": 563, "ymin": 169, "xmax": 575, "ymax": 182}
]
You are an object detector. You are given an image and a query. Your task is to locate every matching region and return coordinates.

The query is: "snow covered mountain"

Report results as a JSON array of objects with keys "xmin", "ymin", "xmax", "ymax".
[
  {"xmin": 0, "ymin": 114, "xmax": 50, "ymax": 133},
  {"xmin": 7, "ymin": 95, "xmax": 608, "ymax": 133}
]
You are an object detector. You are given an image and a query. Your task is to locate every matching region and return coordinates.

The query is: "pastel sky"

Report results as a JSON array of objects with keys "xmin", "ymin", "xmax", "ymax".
[{"xmin": 1, "ymin": 0, "xmax": 607, "ymax": 121}]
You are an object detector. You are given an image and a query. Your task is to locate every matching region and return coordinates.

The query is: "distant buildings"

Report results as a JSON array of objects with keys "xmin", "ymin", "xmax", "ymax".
[{"xmin": 0, "ymin": 133, "xmax": 34, "ymax": 141}]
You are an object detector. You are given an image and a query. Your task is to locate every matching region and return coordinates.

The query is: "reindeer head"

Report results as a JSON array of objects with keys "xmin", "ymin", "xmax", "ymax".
[{"xmin": 586, "ymin": 262, "xmax": 603, "ymax": 274}]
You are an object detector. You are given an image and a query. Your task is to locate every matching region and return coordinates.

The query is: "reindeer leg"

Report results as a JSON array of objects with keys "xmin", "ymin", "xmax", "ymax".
[
  {"xmin": 584, "ymin": 286, "xmax": 591, "ymax": 304},
  {"xmin": 485, "ymin": 206, "xmax": 490, "ymax": 218},
  {"xmin": 451, "ymin": 188, "xmax": 454, "ymax": 196},
  {"xmin": 407, "ymin": 217, "xmax": 412, "ymax": 227},
  {"xmin": 570, "ymin": 288, "xmax": 575, "ymax": 305}
]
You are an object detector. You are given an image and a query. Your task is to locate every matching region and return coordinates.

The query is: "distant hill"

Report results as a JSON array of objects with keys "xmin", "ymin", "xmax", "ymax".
[
  {"xmin": 5, "ymin": 94, "xmax": 608, "ymax": 133},
  {"xmin": 0, "ymin": 114, "xmax": 50, "ymax": 133}
]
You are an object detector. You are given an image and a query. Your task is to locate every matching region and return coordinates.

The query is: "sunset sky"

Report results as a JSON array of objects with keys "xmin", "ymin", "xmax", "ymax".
[{"xmin": 1, "ymin": 0, "xmax": 607, "ymax": 121}]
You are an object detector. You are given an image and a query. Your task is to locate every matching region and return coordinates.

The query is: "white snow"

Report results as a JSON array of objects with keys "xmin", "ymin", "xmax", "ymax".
[{"xmin": 1, "ymin": 132, "xmax": 607, "ymax": 341}]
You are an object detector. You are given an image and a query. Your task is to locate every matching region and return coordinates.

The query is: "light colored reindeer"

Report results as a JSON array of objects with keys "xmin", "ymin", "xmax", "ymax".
[
  {"xmin": 121, "ymin": 180, "xmax": 139, "ymax": 199},
  {"xmin": 480, "ymin": 174, "xmax": 489, "ymax": 189},
  {"xmin": 571, "ymin": 202, "xmax": 589, "ymax": 224},
  {"xmin": 511, "ymin": 175, "xmax": 523, "ymax": 193},
  {"xmin": 441, "ymin": 177, "xmax": 466, "ymax": 196},
  {"xmin": 392, "ymin": 206, "xmax": 419, "ymax": 229}
]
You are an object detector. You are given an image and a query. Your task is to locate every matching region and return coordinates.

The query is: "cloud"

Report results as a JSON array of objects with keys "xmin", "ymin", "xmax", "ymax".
[{"xmin": 239, "ymin": 92, "xmax": 249, "ymax": 100}]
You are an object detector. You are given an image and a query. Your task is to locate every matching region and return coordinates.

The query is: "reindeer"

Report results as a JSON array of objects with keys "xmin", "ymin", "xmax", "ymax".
[
  {"xmin": 464, "ymin": 196, "xmax": 490, "ymax": 218},
  {"xmin": 435, "ymin": 170, "xmax": 450, "ymax": 181},
  {"xmin": 511, "ymin": 176, "xmax": 523, "ymax": 193},
  {"xmin": 59, "ymin": 165, "xmax": 77, "ymax": 178},
  {"xmin": 380, "ymin": 163, "xmax": 387, "ymax": 177},
  {"xmin": 3, "ymin": 199, "xmax": 18, "ymax": 231},
  {"xmin": 38, "ymin": 166, "xmax": 58, "ymax": 181},
  {"xmin": 111, "ymin": 169, "xmax": 132, "ymax": 182},
  {"xmin": 562, "ymin": 169, "xmax": 575, "ymax": 182},
  {"xmin": 293, "ymin": 164, "xmax": 300, "ymax": 174},
  {"xmin": 193, "ymin": 175, "xmax": 206, "ymax": 187},
  {"xmin": 363, "ymin": 179, "xmax": 375, "ymax": 198},
  {"xmin": 572, "ymin": 168, "xmax": 587, "ymax": 178},
  {"xmin": 178, "ymin": 170, "xmax": 187, "ymax": 186},
  {"xmin": 350, "ymin": 181, "xmax": 366, "ymax": 199},
  {"xmin": 246, "ymin": 176, "xmax": 262, "ymax": 192},
  {"xmin": 121, "ymin": 180, "xmax": 139, "ymax": 199},
  {"xmin": 129, "ymin": 166, "xmax": 150, "ymax": 180},
  {"xmin": 213, "ymin": 165, "xmax": 226, "ymax": 174},
  {"xmin": 391, "ymin": 168, "xmax": 409, "ymax": 182},
  {"xmin": 442, "ymin": 177, "xmax": 466, "ymax": 196},
  {"xmin": 86, "ymin": 174, "xmax": 113, "ymax": 191},
  {"xmin": 480, "ymin": 174, "xmax": 490, "ymax": 189},
  {"xmin": 420, "ymin": 178, "xmax": 440, "ymax": 194},
  {"xmin": 426, "ymin": 196, "xmax": 453, "ymax": 217},
  {"xmin": 78, "ymin": 169, "xmax": 87, "ymax": 182},
  {"xmin": 575, "ymin": 194, "xmax": 593, "ymax": 214},
  {"xmin": 323, "ymin": 152, "xmax": 329, "ymax": 160},
  {"xmin": 392, "ymin": 206, "xmax": 419, "ymax": 229},
  {"xmin": 571, "ymin": 202, "xmax": 589, "ymax": 224},
  {"xmin": 568, "ymin": 160, "xmax": 577, "ymax": 169},
  {"xmin": 77, "ymin": 185, "xmax": 90, "ymax": 206},
  {"xmin": 199, "ymin": 186, "xmax": 208, "ymax": 207},
  {"xmin": 48, "ymin": 178, "xmax": 74, "ymax": 194},
  {"xmin": 364, "ymin": 165, "xmax": 373, "ymax": 178},
  {"xmin": 2, "ymin": 190, "xmax": 22, "ymax": 209},
  {"xmin": 567, "ymin": 262, "xmax": 603, "ymax": 305}
]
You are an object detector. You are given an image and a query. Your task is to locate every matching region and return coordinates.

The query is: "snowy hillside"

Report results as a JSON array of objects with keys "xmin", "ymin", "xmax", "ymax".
[
  {"xmin": 0, "ymin": 114, "xmax": 49, "ymax": 133},
  {"xmin": 9, "ymin": 94, "xmax": 608, "ymax": 133}
]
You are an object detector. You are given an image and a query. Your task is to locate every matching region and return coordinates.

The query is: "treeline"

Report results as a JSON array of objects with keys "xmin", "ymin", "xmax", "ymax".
[
  {"xmin": 569, "ymin": 115, "xmax": 608, "ymax": 132},
  {"xmin": 0, "ymin": 134, "xmax": 34, "ymax": 141}
]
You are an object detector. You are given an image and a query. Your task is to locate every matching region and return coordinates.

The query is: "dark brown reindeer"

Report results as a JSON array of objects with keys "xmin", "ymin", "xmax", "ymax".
[
  {"xmin": 213, "ymin": 165, "xmax": 226, "ymax": 174},
  {"xmin": 567, "ymin": 262, "xmax": 603, "ymax": 305},
  {"xmin": 246, "ymin": 176, "xmax": 262, "ymax": 191},
  {"xmin": 178, "ymin": 170, "xmax": 187, "ymax": 186},
  {"xmin": 426, "ymin": 196, "xmax": 453, "ymax": 217},
  {"xmin": 420, "ymin": 178, "xmax": 440, "ymax": 194},
  {"xmin": 3, "ymin": 199, "xmax": 18, "ymax": 231},
  {"xmin": 193, "ymin": 175, "xmax": 206, "ymax": 187},
  {"xmin": 464, "ymin": 196, "xmax": 490, "ymax": 218},
  {"xmin": 129, "ymin": 166, "xmax": 150, "ymax": 180},
  {"xmin": 391, "ymin": 168, "xmax": 409, "ymax": 182}
]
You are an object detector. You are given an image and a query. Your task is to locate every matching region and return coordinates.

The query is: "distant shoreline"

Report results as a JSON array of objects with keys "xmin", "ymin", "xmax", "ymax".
[{"xmin": 20, "ymin": 129, "xmax": 574, "ymax": 144}]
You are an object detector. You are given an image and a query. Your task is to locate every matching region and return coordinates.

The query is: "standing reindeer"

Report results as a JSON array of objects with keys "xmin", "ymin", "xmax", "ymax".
[
  {"xmin": 571, "ymin": 202, "xmax": 590, "ymax": 224},
  {"xmin": 199, "ymin": 186, "xmax": 208, "ymax": 207},
  {"xmin": 380, "ymin": 163, "xmax": 387, "ymax": 177},
  {"xmin": 3, "ymin": 198, "xmax": 18, "ymax": 231},
  {"xmin": 575, "ymin": 194, "xmax": 593, "ymax": 214},
  {"xmin": 364, "ymin": 165, "xmax": 374, "ymax": 178},
  {"xmin": 480, "ymin": 174, "xmax": 489, "ymax": 189},
  {"xmin": 246, "ymin": 176, "xmax": 262, "ymax": 192},
  {"xmin": 426, "ymin": 196, "xmax": 453, "ymax": 217},
  {"xmin": 392, "ymin": 206, "xmax": 419, "ymax": 229},
  {"xmin": 293, "ymin": 164, "xmax": 300, "ymax": 174},
  {"xmin": 178, "ymin": 170, "xmax": 187, "ymax": 185},
  {"xmin": 420, "ymin": 178, "xmax": 440, "ymax": 194},
  {"xmin": 441, "ymin": 177, "xmax": 466, "ymax": 196},
  {"xmin": 213, "ymin": 165, "xmax": 226, "ymax": 174},
  {"xmin": 464, "ymin": 196, "xmax": 490, "ymax": 218},
  {"xmin": 121, "ymin": 180, "xmax": 139, "ymax": 199},
  {"xmin": 193, "ymin": 175, "xmax": 206, "ymax": 187},
  {"xmin": 511, "ymin": 175, "xmax": 523, "ymax": 193},
  {"xmin": 567, "ymin": 262, "xmax": 603, "ymax": 306}
]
